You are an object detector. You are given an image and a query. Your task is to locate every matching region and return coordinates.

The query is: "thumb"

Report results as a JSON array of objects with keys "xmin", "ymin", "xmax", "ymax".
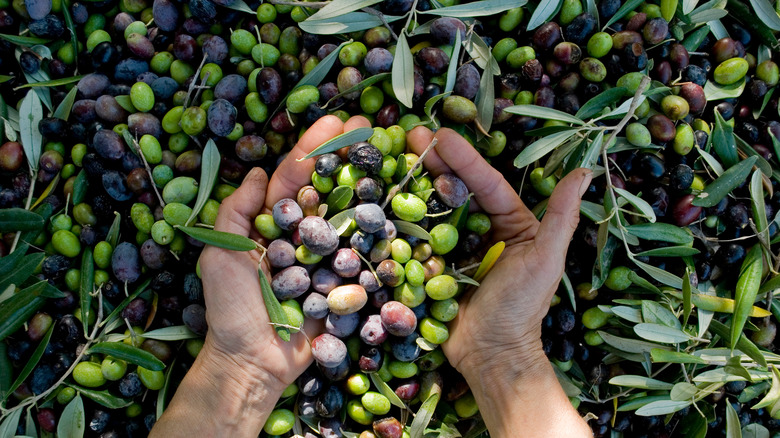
[
  {"xmin": 534, "ymin": 168, "xmax": 592, "ymax": 262},
  {"xmin": 213, "ymin": 167, "xmax": 269, "ymax": 237}
]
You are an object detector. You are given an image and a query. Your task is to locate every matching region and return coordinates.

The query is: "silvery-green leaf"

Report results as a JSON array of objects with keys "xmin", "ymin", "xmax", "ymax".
[
  {"xmin": 580, "ymin": 130, "xmax": 604, "ymax": 169},
  {"xmin": 142, "ymin": 326, "xmax": 199, "ymax": 341},
  {"xmin": 19, "ymin": 90, "xmax": 43, "ymax": 173},
  {"xmin": 598, "ymin": 331, "xmax": 671, "ymax": 354},
  {"xmin": 300, "ymin": 127, "xmax": 373, "ymax": 160},
  {"xmin": 187, "ymin": 139, "xmax": 220, "ymax": 226},
  {"xmin": 307, "ymin": 0, "xmax": 383, "ymax": 20},
  {"xmin": 418, "ymin": 0, "xmax": 525, "ymax": 17},
  {"xmin": 726, "ymin": 398, "xmax": 742, "ymax": 438},
  {"xmin": 609, "ymin": 375, "xmax": 675, "ymax": 390},
  {"xmin": 475, "ymin": 63, "xmax": 495, "ymax": 133},
  {"xmin": 603, "ymin": 0, "xmax": 644, "ymax": 28},
  {"xmin": 299, "ymin": 12, "xmax": 403, "ymax": 34},
  {"xmin": 742, "ymin": 424, "xmax": 770, "ymax": 438},
  {"xmin": 650, "ymin": 349, "xmax": 707, "ymax": 364},
  {"xmin": 635, "ymin": 400, "xmax": 692, "ymax": 416},
  {"xmin": 641, "ymin": 301, "xmax": 681, "ymax": 329},
  {"xmin": 443, "ymin": 30, "xmax": 461, "ymax": 94},
  {"xmin": 503, "ymin": 105, "xmax": 585, "ymax": 125},
  {"xmin": 632, "ymin": 258, "xmax": 683, "ymax": 288},
  {"xmin": 693, "ymin": 156, "xmax": 758, "ymax": 207},
  {"xmin": 670, "ymin": 382, "xmax": 698, "ymax": 401},
  {"xmin": 634, "ymin": 323, "xmax": 692, "ymax": 344},
  {"xmin": 329, "ymin": 208, "xmax": 356, "ymax": 236},
  {"xmin": 705, "ymin": 78, "xmax": 746, "ymax": 101},
  {"xmin": 634, "ymin": 246, "xmax": 700, "ymax": 257},
  {"xmin": 749, "ymin": 0, "xmax": 780, "ymax": 30},
  {"xmin": 465, "ymin": 33, "xmax": 499, "ymax": 74},
  {"xmin": 577, "ymin": 87, "xmax": 626, "ymax": 119},
  {"xmin": 625, "ymin": 222, "xmax": 694, "ymax": 244},
  {"xmin": 53, "ymin": 86, "xmax": 78, "ymax": 121},
  {"xmin": 392, "ymin": 220, "xmax": 432, "ymax": 240},
  {"xmin": 392, "ymin": 32, "xmax": 414, "ymax": 108},
  {"xmin": 369, "ymin": 373, "xmax": 406, "ymax": 409},
  {"xmin": 708, "ymin": 19, "xmax": 730, "ymax": 39},
  {"xmin": 586, "ymin": 0, "xmax": 599, "ymax": 26},
  {"xmin": 222, "ymin": 0, "xmax": 254, "ymax": 14},
  {"xmin": 610, "ymin": 305, "xmax": 643, "ymax": 323},
  {"xmin": 689, "ymin": 7, "xmax": 728, "ymax": 23},
  {"xmin": 580, "ymin": 200, "xmax": 607, "ymax": 222},
  {"xmin": 57, "ymin": 395, "xmax": 85, "ymax": 438},
  {"xmin": 614, "ymin": 187, "xmax": 657, "ymax": 222},
  {"xmin": 409, "ymin": 393, "xmax": 440, "ymax": 438},
  {"xmin": 514, "ymin": 129, "xmax": 578, "ymax": 169},
  {"xmin": 527, "ymin": 0, "xmax": 564, "ymax": 30},
  {"xmin": 0, "ymin": 407, "xmax": 22, "ymax": 438},
  {"xmin": 739, "ymin": 381, "xmax": 771, "ymax": 403},
  {"xmin": 599, "ymin": 95, "xmax": 647, "ymax": 119},
  {"xmin": 684, "ymin": 0, "xmax": 700, "ymax": 13},
  {"xmin": 697, "ymin": 146, "xmax": 725, "ymax": 176}
]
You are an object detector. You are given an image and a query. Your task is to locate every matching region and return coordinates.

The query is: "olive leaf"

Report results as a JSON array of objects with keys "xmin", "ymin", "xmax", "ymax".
[
  {"xmin": 650, "ymin": 349, "xmax": 707, "ymax": 364},
  {"xmin": 609, "ymin": 375, "xmax": 675, "ymax": 390},
  {"xmin": 329, "ymin": 208, "xmax": 356, "ymax": 236},
  {"xmin": 106, "ymin": 211, "xmax": 121, "ymax": 248},
  {"xmin": 392, "ymin": 32, "xmax": 414, "ymax": 108},
  {"xmin": 176, "ymin": 226, "xmax": 258, "ymax": 251},
  {"xmin": 688, "ymin": 7, "xmax": 728, "ymax": 23},
  {"xmin": 299, "ymin": 12, "xmax": 404, "ymax": 34},
  {"xmin": 306, "ymin": 0, "xmax": 383, "ymax": 20},
  {"xmin": 222, "ymin": 0, "xmax": 254, "ymax": 14},
  {"xmin": 409, "ymin": 393, "xmax": 440, "ymax": 438},
  {"xmin": 79, "ymin": 248, "xmax": 94, "ymax": 336},
  {"xmin": 614, "ymin": 188, "xmax": 657, "ymax": 222},
  {"xmin": 634, "ymin": 246, "xmax": 700, "ymax": 257},
  {"xmin": 742, "ymin": 424, "xmax": 771, "ymax": 438},
  {"xmin": 19, "ymin": 90, "xmax": 43, "ymax": 173},
  {"xmin": 30, "ymin": 171, "xmax": 60, "ymax": 210},
  {"xmin": 0, "ymin": 252, "xmax": 45, "ymax": 298},
  {"xmin": 749, "ymin": 0, "xmax": 780, "ymax": 30},
  {"xmin": 443, "ymin": 30, "xmax": 462, "ymax": 94},
  {"xmin": 682, "ymin": 25, "xmax": 711, "ymax": 51},
  {"xmin": 475, "ymin": 63, "xmax": 495, "ymax": 134},
  {"xmin": 504, "ymin": 105, "xmax": 586, "ymax": 126},
  {"xmin": 53, "ymin": 86, "xmax": 78, "ymax": 121},
  {"xmin": 392, "ymin": 220, "xmax": 432, "ymax": 240},
  {"xmin": 705, "ymin": 78, "xmax": 747, "ymax": 101},
  {"xmin": 750, "ymin": 169, "xmax": 770, "ymax": 249},
  {"xmin": 321, "ymin": 73, "xmax": 390, "ymax": 108},
  {"xmin": 634, "ymin": 323, "xmax": 692, "ymax": 344},
  {"xmin": 579, "ymin": 130, "xmax": 604, "ymax": 169},
  {"xmin": 625, "ymin": 223, "xmax": 693, "ymax": 244},
  {"xmin": 258, "ymin": 266, "xmax": 290, "ymax": 342},
  {"xmin": 726, "ymin": 398, "xmax": 741, "ymax": 438},
  {"xmin": 88, "ymin": 342, "xmax": 165, "ymax": 371},
  {"xmin": 3, "ymin": 323, "xmax": 52, "ymax": 401},
  {"xmin": 65, "ymin": 384, "xmax": 133, "ymax": 410},
  {"xmin": 598, "ymin": 331, "xmax": 671, "ymax": 354},
  {"xmin": 157, "ymin": 358, "xmax": 177, "ymax": 419},
  {"xmin": 683, "ymin": 268, "xmax": 693, "ymax": 326},
  {"xmin": 610, "ymin": 305, "xmax": 643, "ymax": 323},
  {"xmin": 617, "ymin": 395, "xmax": 670, "ymax": 412},
  {"xmin": 526, "ymin": 0, "xmax": 564, "ymax": 30},
  {"xmin": 473, "ymin": 241, "xmax": 505, "ymax": 283},
  {"xmin": 446, "ymin": 195, "xmax": 470, "ymax": 230},
  {"xmin": 57, "ymin": 394, "xmax": 85, "ymax": 438},
  {"xmin": 61, "ymin": 1, "xmax": 78, "ymax": 67},
  {"xmin": 731, "ymin": 245, "xmax": 764, "ymax": 350},
  {"xmin": 0, "ymin": 408, "xmax": 22, "ymax": 438},
  {"xmin": 325, "ymin": 186, "xmax": 354, "ymax": 215},
  {"xmin": 514, "ymin": 129, "xmax": 578, "ymax": 169},
  {"xmin": 577, "ymin": 87, "xmax": 626, "ymax": 120},
  {"xmin": 0, "ymin": 208, "xmax": 44, "ymax": 233},
  {"xmin": 368, "ymin": 372, "xmax": 406, "ymax": 409},
  {"xmin": 419, "ymin": 0, "xmax": 525, "ymax": 16},
  {"xmin": 709, "ymin": 320, "xmax": 768, "ymax": 368},
  {"xmin": 72, "ymin": 170, "xmax": 88, "ymax": 205},
  {"xmin": 100, "ymin": 278, "xmax": 150, "ymax": 328},
  {"xmin": 603, "ymin": 0, "xmax": 644, "ymax": 29},
  {"xmin": 299, "ymin": 127, "xmax": 374, "ymax": 160},
  {"xmin": 115, "ymin": 95, "xmax": 136, "ymax": 112},
  {"xmin": 0, "ymin": 34, "xmax": 51, "ymax": 45},
  {"xmin": 684, "ymin": 0, "xmax": 701, "ymax": 13},
  {"xmin": 753, "ymin": 366, "xmax": 780, "ymax": 408},
  {"xmin": 635, "ymin": 400, "xmax": 692, "ymax": 416},
  {"xmin": 692, "ymin": 156, "xmax": 758, "ymax": 207},
  {"xmin": 641, "ymin": 301, "xmax": 681, "ymax": 329},
  {"xmin": 142, "ymin": 326, "xmax": 198, "ymax": 341},
  {"xmin": 14, "ymin": 75, "xmax": 85, "ymax": 89},
  {"xmin": 632, "ymin": 258, "xmax": 683, "ymax": 288},
  {"xmin": 727, "ymin": 0, "xmax": 779, "ymax": 47},
  {"xmin": 186, "ymin": 139, "xmax": 219, "ymax": 226}
]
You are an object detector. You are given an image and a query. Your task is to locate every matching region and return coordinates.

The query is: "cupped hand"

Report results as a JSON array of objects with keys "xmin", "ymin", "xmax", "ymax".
[
  {"xmin": 198, "ymin": 115, "xmax": 372, "ymax": 391},
  {"xmin": 406, "ymin": 127, "xmax": 592, "ymax": 380}
]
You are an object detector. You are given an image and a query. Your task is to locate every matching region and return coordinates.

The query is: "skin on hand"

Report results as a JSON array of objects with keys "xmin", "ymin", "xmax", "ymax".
[{"xmin": 407, "ymin": 126, "xmax": 593, "ymax": 437}]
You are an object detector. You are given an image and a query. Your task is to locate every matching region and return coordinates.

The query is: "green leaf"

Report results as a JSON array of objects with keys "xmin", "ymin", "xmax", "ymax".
[
  {"xmin": 72, "ymin": 170, "xmax": 88, "ymax": 205},
  {"xmin": 0, "ymin": 281, "xmax": 46, "ymax": 342},
  {"xmin": 599, "ymin": 95, "xmax": 647, "ymax": 119},
  {"xmin": 688, "ymin": 7, "xmax": 728, "ymax": 23},
  {"xmin": 753, "ymin": 366, "xmax": 780, "ymax": 408},
  {"xmin": 0, "ymin": 343, "xmax": 11, "ymax": 398},
  {"xmin": 727, "ymin": 0, "xmax": 779, "ymax": 47},
  {"xmin": 0, "ymin": 251, "xmax": 43, "ymax": 293},
  {"xmin": 475, "ymin": 61, "xmax": 495, "ymax": 133},
  {"xmin": 750, "ymin": 169, "xmax": 770, "ymax": 250},
  {"xmin": 527, "ymin": 0, "xmax": 564, "ymax": 30},
  {"xmin": 684, "ymin": 0, "xmax": 700, "ymax": 13},
  {"xmin": 79, "ymin": 248, "xmax": 93, "ymax": 336},
  {"xmin": 114, "ymin": 95, "xmax": 135, "ymax": 113},
  {"xmin": 66, "ymin": 384, "xmax": 133, "ymax": 409},
  {"xmin": 106, "ymin": 211, "xmax": 121, "ymax": 249},
  {"xmin": 299, "ymin": 12, "xmax": 404, "ymax": 34},
  {"xmin": 465, "ymin": 32, "xmax": 500, "ymax": 75},
  {"xmin": 53, "ymin": 86, "xmax": 78, "ymax": 121},
  {"xmin": 88, "ymin": 342, "xmax": 165, "ymax": 371},
  {"xmin": 749, "ymin": 0, "xmax": 780, "ymax": 30},
  {"xmin": 709, "ymin": 320, "xmax": 768, "ymax": 368},
  {"xmin": 14, "ymin": 75, "xmax": 85, "ymax": 89},
  {"xmin": 636, "ymin": 400, "xmax": 692, "ymax": 416},
  {"xmin": 705, "ymin": 78, "xmax": 746, "ymax": 102},
  {"xmin": 142, "ymin": 326, "xmax": 198, "ymax": 341},
  {"xmin": 610, "ymin": 305, "xmax": 643, "ymax": 323},
  {"xmin": 683, "ymin": 268, "xmax": 693, "ymax": 326},
  {"xmin": 369, "ymin": 372, "xmax": 406, "ymax": 409},
  {"xmin": 641, "ymin": 300, "xmax": 681, "ymax": 329},
  {"xmin": 503, "ymin": 105, "xmax": 585, "ymax": 125},
  {"xmin": 0, "ymin": 407, "xmax": 22, "ymax": 438},
  {"xmin": 670, "ymin": 382, "xmax": 698, "ymax": 401},
  {"xmin": 683, "ymin": 25, "xmax": 711, "ymax": 52},
  {"xmin": 739, "ymin": 381, "xmax": 771, "ymax": 403},
  {"xmin": 0, "ymin": 34, "xmax": 51, "ymax": 45},
  {"xmin": 299, "ymin": 127, "xmax": 374, "ymax": 160},
  {"xmin": 514, "ymin": 129, "xmax": 578, "ymax": 169},
  {"xmin": 698, "ymin": 146, "xmax": 725, "ymax": 176},
  {"xmin": 632, "ymin": 258, "xmax": 683, "ymax": 288},
  {"xmin": 617, "ymin": 395, "xmax": 673, "ymax": 411},
  {"xmin": 392, "ymin": 220, "xmax": 432, "ymax": 240},
  {"xmin": 221, "ymin": 0, "xmax": 254, "ymax": 13},
  {"xmin": 322, "ymin": 72, "xmax": 390, "ymax": 108},
  {"xmin": 186, "ymin": 140, "xmax": 220, "ymax": 226},
  {"xmin": 176, "ymin": 226, "xmax": 257, "ymax": 251},
  {"xmin": 650, "ymin": 348, "xmax": 707, "ymax": 364},
  {"xmin": 609, "ymin": 375, "xmax": 675, "ymax": 390},
  {"xmin": 419, "ymin": 0, "xmax": 525, "ymax": 16},
  {"xmin": 725, "ymin": 355, "xmax": 753, "ymax": 381},
  {"xmin": 100, "ymin": 279, "xmax": 150, "ymax": 329},
  {"xmin": 4, "ymin": 323, "xmax": 52, "ymax": 400},
  {"xmin": 259, "ymin": 268, "xmax": 290, "ymax": 341},
  {"xmin": 19, "ymin": 90, "xmax": 43, "ymax": 173},
  {"xmin": 57, "ymin": 394, "xmax": 85, "ymax": 438},
  {"xmin": 445, "ymin": 195, "xmax": 470, "ymax": 230},
  {"xmin": 307, "ymin": 0, "xmax": 383, "ymax": 20},
  {"xmin": 443, "ymin": 30, "xmax": 461, "ymax": 95},
  {"xmin": 410, "ymin": 393, "xmax": 440, "ymax": 438},
  {"xmin": 731, "ymin": 245, "xmax": 764, "ymax": 350},
  {"xmin": 692, "ymin": 156, "xmax": 758, "ymax": 207},
  {"xmin": 726, "ymin": 397, "xmax": 742, "ymax": 438},
  {"xmin": 603, "ymin": 0, "xmax": 645, "ymax": 28},
  {"xmin": 393, "ymin": 32, "xmax": 414, "ymax": 108},
  {"xmin": 329, "ymin": 208, "xmax": 356, "ymax": 236},
  {"xmin": 0, "ymin": 208, "xmax": 43, "ymax": 233},
  {"xmin": 614, "ymin": 188, "xmax": 657, "ymax": 222},
  {"xmin": 325, "ymin": 186, "xmax": 354, "ymax": 215},
  {"xmin": 625, "ymin": 222, "xmax": 693, "ymax": 244},
  {"xmin": 634, "ymin": 323, "xmax": 692, "ymax": 344},
  {"xmin": 157, "ymin": 357, "xmax": 176, "ymax": 419},
  {"xmin": 598, "ymin": 331, "xmax": 671, "ymax": 354},
  {"xmin": 634, "ymin": 246, "xmax": 700, "ymax": 257},
  {"xmin": 742, "ymin": 424, "xmax": 770, "ymax": 438}
]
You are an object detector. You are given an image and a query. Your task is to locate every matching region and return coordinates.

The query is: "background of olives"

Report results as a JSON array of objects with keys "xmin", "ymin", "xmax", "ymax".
[{"xmin": 2, "ymin": 0, "xmax": 780, "ymax": 436}]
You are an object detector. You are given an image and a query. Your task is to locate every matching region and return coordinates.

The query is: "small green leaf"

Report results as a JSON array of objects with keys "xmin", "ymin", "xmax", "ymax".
[
  {"xmin": 726, "ymin": 397, "xmax": 742, "ymax": 438},
  {"xmin": 635, "ymin": 400, "xmax": 692, "ymax": 416},
  {"xmin": 641, "ymin": 301, "xmax": 681, "ymax": 329},
  {"xmin": 634, "ymin": 246, "xmax": 700, "ymax": 257},
  {"xmin": 753, "ymin": 367, "xmax": 780, "ymax": 408},
  {"xmin": 750, "ymin": 169, "xmax": 770, "ymax": 250},
  {"xmin": 577, "ymin": 87, "xmax": 628, "ymax": 120},
  {"xmin": 688, "ymin": 7, "xmax": 728, "ymax": 23},
  {"xmin": 66, "ymin": 385, "xmax": 133, "ymax": 409},
  {"xmin": 634, "ymin": 323, "xmax": 692, "ymax": 344},
  {"xmin": 443, "ymin": 30, "xmax": 462, "ymax": 95},
  {"xmin": 88, "ymin": 342, "xmax": 165, "ymax": 371},
  {"xmin": 0, "ymin": 208, "xmax": 44, "ymax": 233},
  {"xmin": 693, "ymin": 156, "xmax": 758, "ymax": 207},
  {"xmin": 617, "ymin": 395, "xmax": 672, "ymax": 411},
  {"xmin": 670, "ymin": 382, "xmax": 698, "ymax": 401},
  {"xmin": 329, "ymin": 208, "xmax": 356, "ymax": 236},
  {"xmin": 625, "ymin": 222, "xmax": 693, "ymax": 244},
  {"xmin": 410, "ymin": 393, "xmax": 440, "ymax": 438},
  {"xmin": 725, "ymin": 355, "xmax": 753, "ymax": 382},
  {"xmin": 187, "ymin": 139, "xmax": 220, "ymax": 226},
  {"xmin": 369, "ymin": 372, "xmax": 406, "ymax": 409},
  {"xmin": 614, "ymin": 188, "xmax": 657, "ymax": 222},
  {"xmin": 503, "ymin": 105, "xmax": 585, "ymax": 125},
  {"xmin": 106, "ymin": 211, "xmax": 121, "ymax": 248},
  {"xmin": 445, "ymin": 196, "xmax": 470, "ymax": 230},
  {"xmin": 392, "ymin": 220, "xmax": 432, "ymax": 240},
  {"xmin": 259, "ymin": 268, "xmax": 290, "ymax": 341},
  {"xmin": 142, "ymin": 326, "xmax": 198, "ymax": 341},
  {"xmin": 749, "ymin": 0, "xmax": 780, "ymax": 30},
  {"xmin": 53, "ymin": 86, "xmax": 78, "ymax": 121},
  {"xmin": 650, "ymin": 349, "xmax": 707, "ymax": 364},
  {"xmin": 709, "ymin": 320, "xmax": 768, "ymax": 368},
  {"xmin": 322, "ymin": 73, "xmax": 390, "ymax": 108},
  {"xmin": 19, "ymin": 90, "xmax": 43, "ymax": 173},
  {"xmin": 4, "ymin": 322, "xmax": 52, "ymax": 401},
  {"xmin": 299, "ymin": 12, "xmax": 404, "ymax": 35},
  {"xmin": 79, "ymin": 248, "xmax": 93, "ymax": 336},
  {"xmin": 393, "ymin": 32, "xmax": 414, "ymax": 108},
  {"xmin": 299, "ymin": 127, "xmax": 374, "ymax": 160},
  {"xmin": 157, "ymin": 357, "xmax": 177, "ymax": 419},
  {"xmin": 14, "ymin": 75, "xmax": 85, "ymax": 89},
  {"xmin": 419, "ymin": 0, "xmax": 525, "ymax": 16},
  {"xmin": 731, "ymin": 245, "xmax": 764, "ymax": 350},
  {"xmin": 527, "ymin": 0, "xmax": 564, "ymax": 30},
  {"xmin": 0, "ymin": 281, "xmax": 47, "ymax": 342},
  {"xmin": 101, "ymin": 279, "xmax": 150, "ymax": 329},
  {"xmin": 473, "ymin": 241, "xmax": 505, "ymax": 283},
  {"xmin": 514, "ymin": 129, "xmax": 578, "ymax": 169},
  {"xmin": 465, "ymin": 32, "xmax": 500, "ymax": 75},
  {"xmin": 739, "ymin": 381, "xmax": 771, "ymax": 403},
  {"xmin": 176, "ymin": 226, "xmax": 257, "ymax": 251},
  {"xmin": 325, "ymin": 186, "xmax": 354, "ymax": 215},
  {"xmin": 712, "ymin": 109, "xmax": 739, "ymax": 168},
  {"xmin": 0, "ymin": 34, "xmax": 51, "ymax": 45},
  {"xmin": 57, "ymin": 394, "xmax": 85, "ymax": 438},
  {"xmin": 307, "ymin": 0, "xmax": 383, "ymax": 20},
  {"xmin": 598, "ymin": 331, "xmax": 671, "ymax": 354},
  {"xmin": 0, "ymin": 407, "xmax": 22, "ymax": 438},
  {"xmin": 72, "ymin": 170, "xmax": 88, "ymax": 205},
  {"xmin": 603, "ymin": 0, "xmax": 645, "ymax": 29},
  {"xmin": 742, "ymin": 423, "xmax": 770, "ymax": 438},
  {"xmin": 475, "ymin": 62, "xmax": 495, "ymax": 134},
  {"xmin": 114, "ymin": 95, "xmax": 135, "ymax": 113},
  {"xmin": 221, "ymin": 0, "xmax": 254, "ymax": 13},
  {"xmin": 609, "ymin": 375, "xmax": 675, "ymax": 390}
]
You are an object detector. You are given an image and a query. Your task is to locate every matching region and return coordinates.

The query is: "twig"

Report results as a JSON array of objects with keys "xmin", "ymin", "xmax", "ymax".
[
  {"xmin": 402, "ymin": 0, "xmax": 419, "ymax": 32},
  {"xmin": 381, "ymin": 137, "xmax": 438, "ymax": 209},
  {"xmin": 352, "ymin": 248, "xmax": 382, "ymax": 287},
  {"xmin": 183, "ymin": 55, "xmax": 208, "ymax": 109},
  {"xmin": 129, "ymin": 135, "xmax": 166, "ymax": 207},
  {"xmin": 362, "ymin": 7, "xmax": 398, "ymax": 41}
]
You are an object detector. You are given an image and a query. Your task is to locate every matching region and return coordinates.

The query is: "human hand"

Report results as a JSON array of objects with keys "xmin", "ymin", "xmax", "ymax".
[{"xmin": 407, "ymin": 126, "xmax": 593, "ymax": 436}]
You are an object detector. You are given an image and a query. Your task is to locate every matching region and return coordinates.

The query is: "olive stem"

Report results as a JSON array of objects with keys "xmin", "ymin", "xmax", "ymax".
[
  {"xmin": 351, "ymin": 248, "xmax": 383, "ymax": 287},
  {"xmin": 129, "ymin": 134, "xmax": 166, "ymax": 208},
  {"xmin": 362, "ymin": 7, "xmax": 398, "ymax": 41},
  {"xmin": 381, "ymin": 137, "xmax": 438, "ymax": 209},
  {"xmin": 402, "ymin": 0, "xmax": 419, "ymax": 33},
  {"xmin": 183, "ymin": 55, "xmax": 208, "ymax": 109}
]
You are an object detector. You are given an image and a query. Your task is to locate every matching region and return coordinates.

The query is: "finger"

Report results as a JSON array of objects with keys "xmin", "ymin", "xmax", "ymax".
[
  {"xmin": 213, "ymin": 167, "xmax": 269, "ymax": 237},
  {"xmin": 407, "ymin": 126, "xmax": 450, "ymax": 175},
  {"xmin": 344, "ymin": 115, "xmax": 372, "ymax": 131},
  {"xmin": 266, "ymin": 115, "xmax": 345, "ymax": 206},
  {"xmin": 535, "ymin": 168, "xmax": 593, "ymax": 262}
]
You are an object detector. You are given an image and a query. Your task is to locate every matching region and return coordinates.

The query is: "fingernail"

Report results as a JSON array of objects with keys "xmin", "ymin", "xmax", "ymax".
[
  {"xmin": 244, "ymin": 167, "xmax": 261, "ymax": 183},
  {"xmin": 578, "ymin": 171, "xmax": 593, "ymax": 197}
]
